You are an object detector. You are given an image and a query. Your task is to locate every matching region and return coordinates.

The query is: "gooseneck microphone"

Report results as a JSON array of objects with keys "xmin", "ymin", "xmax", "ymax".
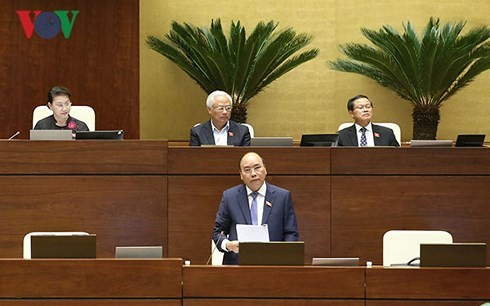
[
  {"xmin": 206, "ymin": 231, "xmax": 224, "ymax": 265},
  {"xmin": 8, "ymin": 131, "xmax": 20, "ymax": 140}
]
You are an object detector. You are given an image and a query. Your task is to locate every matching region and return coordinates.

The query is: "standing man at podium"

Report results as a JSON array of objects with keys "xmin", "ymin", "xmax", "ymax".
[{"xmin": 212, "ymin": 152, "xmax": 299, "ymax": 265}]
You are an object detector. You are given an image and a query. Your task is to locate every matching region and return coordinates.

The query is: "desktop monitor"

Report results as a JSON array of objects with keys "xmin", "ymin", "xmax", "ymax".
[
  {"xmin": 300, "ymin": 134, "xmax": 339, "ymax": 147},
  {"xmin": 30, "ymin": 234, "xmax": 96, "ymax": 258},
  {"xmin": 250, "ymin": 137, "xmax": 294, "ymax": 147},
  {"xmin": 455, "ymin": 134, "xmax": 485, "ymax": 147},
  {"xmin": 75, "ymin": 130, "xmax": 124, "ymax": 140},
  {"xmin": 420, "ymin": 243, "xmax": 487, "ymax": 267},
  {"xmin": 239, "ymin": 241, "xmax": 304, "ymax": 265},
  {"xmin": 115, "ymin": 246, "xmax": 163, "ymax": 258}
]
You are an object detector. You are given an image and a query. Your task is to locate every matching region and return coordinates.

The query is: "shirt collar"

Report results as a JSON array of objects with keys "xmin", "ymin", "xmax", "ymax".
[
  {"xmin": 246, "ymin": 182, "xmax": 267, "ymax": 197},
  {"xmin": 211, "ymin": 120, "xmax": 230, "ymax": 133},
  {"xmin": 355, "ymin": 122, "xmax": 373, "ymax": 132}
]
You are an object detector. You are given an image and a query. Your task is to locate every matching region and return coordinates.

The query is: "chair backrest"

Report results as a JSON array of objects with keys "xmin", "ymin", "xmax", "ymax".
[
  {"xmin": 382, "ymin": 230, "xmax": 453, "ymax": 266},
  {"xmin": 338, "ymin": 122, "xmax": 401, "ymax": 145},
  {"xmin": 23, "ymin": 231, "xmax": 89, "ymax": 259},
  {"xmin": 33, "ymin": 105, "xmax": 96, "ymax": 131},
  {"xmin": 241, "ymin": 123, "xmax": 254, "ymax": 138}
]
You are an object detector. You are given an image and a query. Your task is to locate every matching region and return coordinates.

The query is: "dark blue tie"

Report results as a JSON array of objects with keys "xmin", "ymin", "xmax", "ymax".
[
  {"xmin": 360, "ymin": 127, "xmax": 367, "ymax": 147},
  {"xmin": 250, "ymin": 192, "xmax": 259, "ymax": 225}
]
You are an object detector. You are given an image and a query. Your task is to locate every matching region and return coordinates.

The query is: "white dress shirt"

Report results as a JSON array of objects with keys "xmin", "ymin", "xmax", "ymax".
[
  {"xmin": 355, "ymin": 122, "xmax": 375, "ymax": 147},
  {"xmin": 211, "ymin": 121, "xmax": 230, "ymax": 146}
]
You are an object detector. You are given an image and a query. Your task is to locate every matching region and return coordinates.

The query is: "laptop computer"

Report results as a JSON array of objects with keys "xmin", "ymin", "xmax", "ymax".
[
  {"xmin": 30, "ymin": 129, "xmax": 73, "ymax": 140},
  {"xmin": 420, "ymin": 243, "xmax": 487, "ymax": 267},
  {"xmin": 75, "ymin": 130, "xmax": 124, "ymax": 140},
  {"xmin": 239, "ymin": 241, "xmax": 304, "ymax": 265},
  {"xmin": 300, "ymin": 134, "xmax": 339, "ymax": 147},
  {"xmin": 115, "ymin": 246, "xmax": 163, "ymax": 258},
  {"xmin": 30, "ymin": 234, "xmax": 96, "ymax": 258},
  {"xmin": 410, "ymin": 140, "xmax": 453, "ymax": 147},
  {"xmin": 250, "ymin": 137, "xmax": 294, "ymax": 147},
  {"xmin": 312, "ymin": 257, "xmax": 360, "ymax": 266},
  {"xmin": 455, "ymin": 134, "xmax": 485, "ymax": 147}
]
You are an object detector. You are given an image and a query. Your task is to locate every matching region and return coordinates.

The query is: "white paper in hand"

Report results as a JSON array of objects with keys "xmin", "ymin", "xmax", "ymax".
[{"xmin": 236, "ymin": 224, "xmax": 270, "ymax": 242}]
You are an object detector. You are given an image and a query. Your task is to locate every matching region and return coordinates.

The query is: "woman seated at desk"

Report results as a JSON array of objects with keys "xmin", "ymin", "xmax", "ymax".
[{"xmin": 33, "ymin": 86, "xmax": 89, "ymax": 131}]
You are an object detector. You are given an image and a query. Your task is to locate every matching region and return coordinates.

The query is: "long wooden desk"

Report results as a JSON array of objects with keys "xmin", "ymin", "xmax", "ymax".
[
  {"xmin": 0, "ymin": 258, "xmax": 182, "ymax": 305},
  {"xmin": 1, "ymin": 142, "xmax": 490, "ymax": 267}
]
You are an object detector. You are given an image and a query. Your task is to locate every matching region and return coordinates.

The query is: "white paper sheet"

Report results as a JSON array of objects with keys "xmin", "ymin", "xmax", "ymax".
[{"xmin": 236, "ymin": 224, "xmax": 270, "ymax": 242}]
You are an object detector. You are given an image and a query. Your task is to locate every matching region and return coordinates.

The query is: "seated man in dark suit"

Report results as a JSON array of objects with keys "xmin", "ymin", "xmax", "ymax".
[
  {"xmin": 212, "ymin": 152, "xmax": 299, "ymax": 265},
  {"xmin": 190, "ymin": 90, "xmax": 251, "ymax": 146},
  {"xmin": 338, "ymin": 94, "xmax": 400, "ymax": 147}
]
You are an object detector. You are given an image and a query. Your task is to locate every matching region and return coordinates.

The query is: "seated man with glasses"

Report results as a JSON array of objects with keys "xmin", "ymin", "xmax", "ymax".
[
  {"xmin": 337, "ymin": 94, "xmax": 399, "ymax": 147},
  {"xmin": 33, "ymin": 86, "xmax": 89, "ymax": 131},
  {"xmin": 190, "ymin": 90, "xmax": 251, "ymax": 146}
]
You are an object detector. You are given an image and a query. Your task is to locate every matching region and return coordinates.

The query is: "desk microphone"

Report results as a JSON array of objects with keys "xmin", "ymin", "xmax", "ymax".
[
  {"xmin": 8, "ymin": 131, "xmax": 20, "ymax": 140},
  {"xmin": 206, "ymin": 231, "xmax": 224, "ymax": 265}
]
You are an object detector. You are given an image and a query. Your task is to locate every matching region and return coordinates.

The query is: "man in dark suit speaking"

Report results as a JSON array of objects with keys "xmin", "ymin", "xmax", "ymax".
[
  {"xmin": 190, "ymin": 90, "xmax": 251, "ymax": 146},
  {"xmin": 338, "ymin": 94, "xmax": 400, "ymax": 147},
  {"xmin": 212, "ymin": 152, "xmax": 299, "ymax": 265}
]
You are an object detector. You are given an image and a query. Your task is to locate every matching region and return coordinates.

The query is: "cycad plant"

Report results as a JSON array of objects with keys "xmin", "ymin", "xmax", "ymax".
[
  {"xmin": 146, "ymin": 19, "xmax": 319, "ymax": 123},
  {"xmin": 329, "ymin": 17, "xmax": 490, "ymax": 140}
]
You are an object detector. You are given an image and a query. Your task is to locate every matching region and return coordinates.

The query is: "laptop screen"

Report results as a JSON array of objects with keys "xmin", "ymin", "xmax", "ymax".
[
  {"xmin": 30, "ymin": 129, "xmax": 73, "ymax": 140},
  {"xmin": 239, "ymin": 241, "xmax": 304, "ymax": 265},
  {"xmin": 300, "ymin": 134, "xmax": 339, "ymax": 147},
  {"xmin": 115, "ymin": 246, "xmax": 163, "ymax": 258},
  {"xmin": 250, "ymin": 137, "xmax": 294, "ymax": 147},
  {"xmin": 30, "ymin": 234, "xmax": 96, "ymax": 258},
  {"xmin": 455, "ymin": 134, "xmax": 485, "ymax": 147}
]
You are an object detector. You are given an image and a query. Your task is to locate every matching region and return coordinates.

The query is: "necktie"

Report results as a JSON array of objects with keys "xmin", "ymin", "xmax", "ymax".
[
  {"xmin": 250, "ymin": 192, "xmax": 259, "ymax": 225},
  {"xmin": 360, "ymin": 127, "xmax": 367, "ymax": 147}
]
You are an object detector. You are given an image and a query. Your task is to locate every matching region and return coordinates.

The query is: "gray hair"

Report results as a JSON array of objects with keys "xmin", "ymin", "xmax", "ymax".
[{"xmin": 206, "ymin": 90, "xmax": 233, "ymax": 108}]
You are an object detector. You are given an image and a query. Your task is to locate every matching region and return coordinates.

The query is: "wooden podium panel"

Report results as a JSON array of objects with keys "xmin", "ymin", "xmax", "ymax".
[
  {"xmin": 366, "ymin": 267, "xmax": 490, "ymax": 300},
  {"xmin": 0, "ymin": 259, "xmax": 182, "ymax": 298},
  {"xmin": 331, "ymin": 176, "xmax": 490, "ymax": 265},
  {"xmin": 331, "ymin": 147, "xmax": 490, "ymax": 175},
  {"xmin": 183, "ymin": 266, "xmax": 365, "ymax": 299},
  {"xmin": 168, "ymin": 175, "xmax": 331, "ymax": 264},
  {"xmin": 0, "ymin": 140, "xmax": 167, "ymax": 174},
  {"xmin": 0, "ymin": 175, "xmax": 167, "ymax": 258},
  {"xmin": 168, "ymin": 147, "xmax": 330, "ymax": 175},
  {"xmin": 185, "ymin": 300, "xmax": 364, "ymax": 306}
]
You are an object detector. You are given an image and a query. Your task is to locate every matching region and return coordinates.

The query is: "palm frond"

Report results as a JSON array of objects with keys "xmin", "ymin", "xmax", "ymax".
[
  {"xmin": 146, "ymin": 19, "xmax": 318, "ymax": 121},
  {"xmin": 329, "ymin": 17, "xmax": 490, "ymax": 108}
]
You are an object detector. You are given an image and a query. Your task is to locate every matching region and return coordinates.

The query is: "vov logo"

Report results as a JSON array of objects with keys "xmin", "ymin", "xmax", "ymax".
[{"xmin": 17, "ymin": 10, "xmax": 79, "ymax": 39}]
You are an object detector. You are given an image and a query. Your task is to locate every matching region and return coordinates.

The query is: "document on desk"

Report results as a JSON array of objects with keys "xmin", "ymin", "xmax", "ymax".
[{"xmin": 236, "ymin": 224, "xmax": 270, "ymax": 242}]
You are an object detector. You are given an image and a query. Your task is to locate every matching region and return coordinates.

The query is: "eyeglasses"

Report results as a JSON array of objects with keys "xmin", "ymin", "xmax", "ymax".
[
  {"xmin": 213, "ymin": 105, "xmax": 232, "ymax": 112},
  {"xmin": 241, "ymin": 165, "xmax": 263, "ymax": 174},
  {"xmin": 354, "ymin": 104, "xmax": 372, "ymax": 110},
  {"xmin": 53, "ymin": 101, "xmax": 72, "ymax": 109}
]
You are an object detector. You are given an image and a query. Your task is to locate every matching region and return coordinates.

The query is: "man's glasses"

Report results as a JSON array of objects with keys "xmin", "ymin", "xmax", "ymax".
[
  {"xmin": 213, "ymin": 105, "xmax": 232, "ymax": 112},
  {"xmin": 53, "ymin": 101, "xmax": 72, "ymax": 109}
]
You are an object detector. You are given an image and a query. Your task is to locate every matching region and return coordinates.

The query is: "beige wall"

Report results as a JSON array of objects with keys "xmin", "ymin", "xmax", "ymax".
[{"xmin": 140, "ymin": 0, "xmax": 490, "ymax": 142}]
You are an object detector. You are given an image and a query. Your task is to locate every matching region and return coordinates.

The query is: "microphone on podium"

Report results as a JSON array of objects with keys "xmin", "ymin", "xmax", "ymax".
[
  {"xmin": 206, "ymin": 231, "xmax": 224, "ymax": 265},
  {"xmin": 8, "ymin": 131, "xmax": 20, "ymax": 140}
]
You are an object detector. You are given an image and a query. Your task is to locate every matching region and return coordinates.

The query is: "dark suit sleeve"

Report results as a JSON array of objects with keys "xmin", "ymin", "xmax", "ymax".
[
  {"xmin": 242, "ymin": 128, "xmax": 251, "ymax": 146},
  {"xmin": 212, "ymin": 192, "xmax": 232, "ymax": 252},
  {"xmin": 189, "ymin": 126, "xmax": 200, "ymax": 146},
  {"xmin": 389, "ymin": 131, "xmax": 400, "ymax": 147},
  {"xmin": 283, "ymin": 191, "xmax": 299, "ymax": 241}
]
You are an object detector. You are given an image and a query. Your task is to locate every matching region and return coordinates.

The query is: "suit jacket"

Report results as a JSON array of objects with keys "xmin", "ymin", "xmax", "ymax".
[
  {"xmin": 212, "ymin": 182, "xmax": 299, "ymax": 265},
  {"xmin": 189, "ymin": 120, "xmax": 251, "ymax": 146},
  {"xmin": 337, "ymin": 124, "xmax": 400, "ymax": 147}
]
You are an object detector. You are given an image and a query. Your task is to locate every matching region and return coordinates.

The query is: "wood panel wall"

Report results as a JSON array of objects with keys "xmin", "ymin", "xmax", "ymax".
[{"xmin": 0, "ymin": 0, "xmax": 139, "ymax": 139}]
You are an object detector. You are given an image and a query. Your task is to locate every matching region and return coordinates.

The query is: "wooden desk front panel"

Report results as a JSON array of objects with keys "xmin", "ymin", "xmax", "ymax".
[
  {"xmin": 0, "ymin": 140, "xmax": 167, "ymax": 174},
  {"xmin": 366, "ymin": 267, "xmax": 490, "ymax": 300},
  {"xmin": 183, "ymin": 266, "xmax": 365, "ymax": 298},
  {"xmin": 331, "ymin": 147, "xmax": 490, "ymax": 175},
  {"xmin": 0, "ymin": 176, "xmax": 167, "ymax": 258},
  {"xmin": 331, "ymin": 176, "xmax": 490, "ymax": 265},
  {"xmin": 185, "ymin": 300, "xmax": 364, "ymax": 306},
  {"xmin": 367, "ymin": 301, "xmax": 488, "ymax": 306},
  {"xmin": 168, "ymin": 175, "xmax": 331, "ymax": 264},
  {"xmin": 0, "ymin": 259, "xmax": 182, "ymax": 298},
  {"xmin": 0, "ymin": 301, "xmax": 180, "ymax": 306},
  {"xmin": 168, "ymin": 147, "xmax": 330, "ymax": 175}
]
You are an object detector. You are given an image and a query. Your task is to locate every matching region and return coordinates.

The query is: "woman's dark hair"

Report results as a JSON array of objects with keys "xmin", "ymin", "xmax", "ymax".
[{"xmin": 47, "ymin": 86, "xmax": 71, "ymax": 103}]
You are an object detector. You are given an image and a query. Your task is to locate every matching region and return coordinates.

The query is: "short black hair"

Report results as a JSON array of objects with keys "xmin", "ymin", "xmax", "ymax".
[
  {"xmin": 347, "ymin": 94, "xmax": 372, "ymax": 111},
  {"xmin": 47, "ymin": 86, "xmax": 71, "ymax": 103}
]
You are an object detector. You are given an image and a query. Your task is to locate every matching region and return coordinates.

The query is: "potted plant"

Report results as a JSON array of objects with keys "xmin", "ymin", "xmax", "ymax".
[
  {"xmin": 329, "ymin": 17, "xmax": 490, "ymax": 140},
  {"xmin": 146, "ymin": 19, "xmax": 319, "ymax": 123}
]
